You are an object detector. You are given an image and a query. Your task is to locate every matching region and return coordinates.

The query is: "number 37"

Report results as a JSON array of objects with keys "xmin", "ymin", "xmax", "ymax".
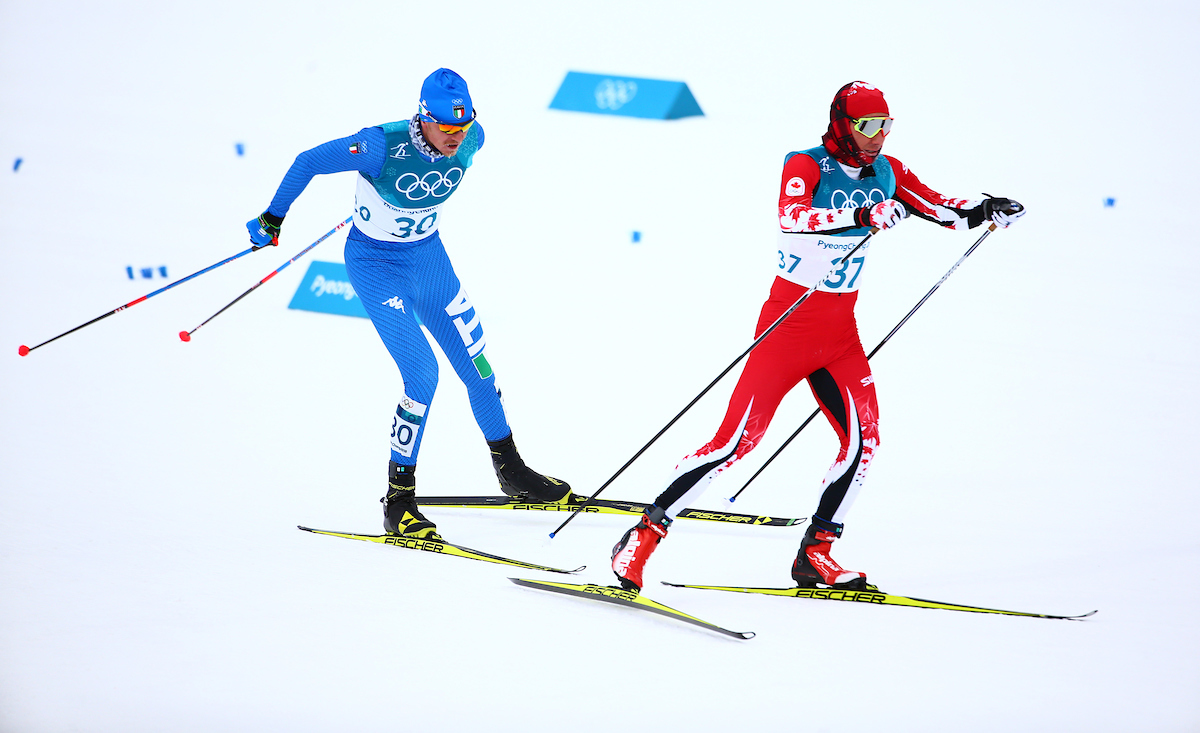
[{"xmin": 776, "ymin": 252, "xmax": 865, "ymax": 289}]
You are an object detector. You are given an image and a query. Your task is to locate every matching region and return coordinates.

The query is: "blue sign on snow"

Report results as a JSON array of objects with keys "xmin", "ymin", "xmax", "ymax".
[
  {"xmin": 549, "ymin": 72, "xmax": 704, "ymax": 120},
  {"xmin": 288, "ymin": 261, "xmax": 369, "ymax": 319}
]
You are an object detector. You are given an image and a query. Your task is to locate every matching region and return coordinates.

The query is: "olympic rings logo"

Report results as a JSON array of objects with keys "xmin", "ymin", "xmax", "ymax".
[
  {"xmin": 395, "ymin": 168, "xmax": 464, "ymax": 201},
  {"xmin": 595, "ymin": 79, "xmax": 637, "ymax": 110},
  {"xmin": 830, "ymin": 188, "xmax": 886, "ymax": 209}
]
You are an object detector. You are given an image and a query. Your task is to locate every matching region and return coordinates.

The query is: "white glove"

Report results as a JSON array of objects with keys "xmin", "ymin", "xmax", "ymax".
[{"xmin": 856, "ymin": 200, "xmax": 908, "ymax": 230}]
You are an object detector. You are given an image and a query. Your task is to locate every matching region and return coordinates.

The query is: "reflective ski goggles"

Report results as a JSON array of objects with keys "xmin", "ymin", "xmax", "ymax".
[
  {"xmin": 419, "ymin": 105, "xmax": 476, "ymax": 134},
  {"xmin": 435, "ymin": 119, "xmax": 474, "ymax": 134},
  {"xmin": 852, "ymin": 116, "xmax": 893, "ymax": 138}
]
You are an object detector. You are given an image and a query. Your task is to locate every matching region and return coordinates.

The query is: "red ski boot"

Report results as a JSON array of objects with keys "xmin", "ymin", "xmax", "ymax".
[
  {"xmin": 791, "ymin": 522, "xmax": 867, "ymax": 589},
  {"xmin": 611, "ymin": 506, "xmax": 672, "ymax": 592}
]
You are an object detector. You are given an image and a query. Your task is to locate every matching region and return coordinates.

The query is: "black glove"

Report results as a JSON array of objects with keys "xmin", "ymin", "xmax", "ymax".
[
  {"xmin": 247, "ymin": 211, "xmax": 284, "ymax": 249},
  {"xmin": 981, "ymin": 196, "xmax": 1025, "ymax": 228}
]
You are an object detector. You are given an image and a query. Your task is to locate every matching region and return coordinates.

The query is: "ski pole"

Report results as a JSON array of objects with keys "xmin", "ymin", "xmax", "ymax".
[
  {"xmin": 548, "ymin": 227, "xmax": 879, "ymax": 539},
  {"xmin": 179, "ymin": 217, "xmax": 352, "ymax": 342},
  {"xmin": 18, "ymin": 244, "xmax": 265, "ymax": 357},
  {"xmin": 727, "ymin": 222, "xmax": 1001, "ymax": 504}
]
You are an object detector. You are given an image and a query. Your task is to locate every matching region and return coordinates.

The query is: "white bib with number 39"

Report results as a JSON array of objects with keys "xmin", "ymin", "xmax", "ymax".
[{"xmin": 775, "ymin": 232, "xmax": 871, "ymax": 293}]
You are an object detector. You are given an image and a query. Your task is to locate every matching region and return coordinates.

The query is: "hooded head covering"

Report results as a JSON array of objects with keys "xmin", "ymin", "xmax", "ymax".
[{"xmin": 821, "ymin": 81, "xmax": 890, "ymax": 168}]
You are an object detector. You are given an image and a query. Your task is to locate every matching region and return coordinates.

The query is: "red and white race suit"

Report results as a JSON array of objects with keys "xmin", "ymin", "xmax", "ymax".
[{"xmin": 653, "ymin": 146, "xmax": 980, "ymax": 529}]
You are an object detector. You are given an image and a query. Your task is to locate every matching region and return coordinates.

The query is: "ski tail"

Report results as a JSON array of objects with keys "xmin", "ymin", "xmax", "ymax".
[
  {"xmin": 512, "ymin": 578, "xmax": 755, "ymax": 639},
  {"xmin": 298, "ymin": 526, "xmax": 584, "ymax": 574}
]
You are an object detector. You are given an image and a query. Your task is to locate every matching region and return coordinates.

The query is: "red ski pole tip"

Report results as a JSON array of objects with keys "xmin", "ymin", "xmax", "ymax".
[
  {"xmin": 179, "ymin": 331, "xmax": 191, "ymax": 342},
  {"xmin": 18, "ymin": 345, "xmax": 30, "ymax": 356}
]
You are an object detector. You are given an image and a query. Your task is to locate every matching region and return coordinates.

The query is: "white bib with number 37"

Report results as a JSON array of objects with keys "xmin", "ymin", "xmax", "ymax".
[{"xmin": 775, "ymin": 232, "xmax": 871, "ymax": 293}]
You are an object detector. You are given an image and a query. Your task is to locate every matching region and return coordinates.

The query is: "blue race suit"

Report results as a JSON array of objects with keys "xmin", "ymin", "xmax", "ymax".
[{"xmin": 263, "ymin": 119, "xmax": 509, "ymax": 466}]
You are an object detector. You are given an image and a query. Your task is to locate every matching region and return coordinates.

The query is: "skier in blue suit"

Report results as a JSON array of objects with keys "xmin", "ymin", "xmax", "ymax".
[{"xmin": 247, "ymin": 68, "xmax": 571, "ymax": 539}]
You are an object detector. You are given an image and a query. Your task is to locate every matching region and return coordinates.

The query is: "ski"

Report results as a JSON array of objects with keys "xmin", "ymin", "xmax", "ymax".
[
  {"xmin": 661, "ymin": 582, "xmax": 1098, "ymax": 620},
  {"xmin": 298, "ymin": 526, "xmax": 584, "ymax": 574},
  {"xmin": 417, "ymin": 495, "xmax": 804, "ymax": 527},
  {"xmin": 510, "ymin": 578, "xmax": 755, "ymax": 640}
]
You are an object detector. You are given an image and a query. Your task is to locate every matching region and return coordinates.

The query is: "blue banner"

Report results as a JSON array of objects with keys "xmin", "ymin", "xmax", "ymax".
[
  {"xmin": 288, "ymin": 261, "xmax": 368, "ymax": 319},
  {"xmin": 549, "ymin": 72, "xmax": 704, "ymax": 120}
]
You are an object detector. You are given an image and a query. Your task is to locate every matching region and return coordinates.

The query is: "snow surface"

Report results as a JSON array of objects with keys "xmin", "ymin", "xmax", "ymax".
[{"xmin": 3, "ymin": 1, "xmax": 1199, "ymax": 731}]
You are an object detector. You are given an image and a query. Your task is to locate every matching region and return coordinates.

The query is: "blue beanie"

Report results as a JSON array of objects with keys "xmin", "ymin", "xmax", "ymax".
[{"xmin": 419, "ymin": 68, "xmax": 474, "ymax": 125}]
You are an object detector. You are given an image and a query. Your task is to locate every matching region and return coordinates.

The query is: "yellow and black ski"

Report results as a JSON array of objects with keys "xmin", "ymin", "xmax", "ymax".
[
  {"xmin": 418, "ymin": 495, "xmax": 803, "ymax": 527},
  {"xmin": 510, "ymin": 578, "xmax": 755, "ymax": 639},
  {"xmin": 298, "ymin": 526, "xmax": 584, "ymax": 574},
  {"xmin": 661, "ymin": 582, "xmax": 1098, "ymax": 620}
]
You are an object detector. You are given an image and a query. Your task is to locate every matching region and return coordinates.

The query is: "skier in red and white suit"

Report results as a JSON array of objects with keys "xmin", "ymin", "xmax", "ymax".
[{"xmin": 611, "ymin": 82, "xmax": 1024, "ymax": 591}]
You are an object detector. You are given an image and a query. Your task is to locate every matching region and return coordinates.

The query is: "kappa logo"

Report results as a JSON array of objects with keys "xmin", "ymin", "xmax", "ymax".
[
  {"xmin": 390, "ymin": 142, "xmax": 410, "ymax": 159},
  {"xmin": 382, "ymin": 296, "xmax": 406, "ymax": 312}
]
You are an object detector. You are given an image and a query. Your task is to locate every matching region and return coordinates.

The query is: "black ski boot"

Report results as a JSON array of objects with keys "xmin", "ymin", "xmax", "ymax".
[
  {"xmin": 381, "ymin": 462, "xmax": 441, "ymax": 540},
  {"xmin": 487, "ymin": 434, "xmax": 572, "ymax": 503}
]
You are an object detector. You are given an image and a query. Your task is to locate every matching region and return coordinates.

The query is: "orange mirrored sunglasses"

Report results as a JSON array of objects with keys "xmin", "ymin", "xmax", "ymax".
[{"xmin": 435, "ymin": 120, "xmax": 474, "ymax": 134}]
